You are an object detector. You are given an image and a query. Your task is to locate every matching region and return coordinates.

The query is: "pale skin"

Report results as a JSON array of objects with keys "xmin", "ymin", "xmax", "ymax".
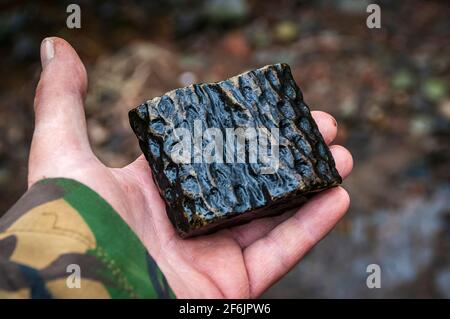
[{"xmin": 29, "ymin": 37, "xmax": 353, "ymax": 298}]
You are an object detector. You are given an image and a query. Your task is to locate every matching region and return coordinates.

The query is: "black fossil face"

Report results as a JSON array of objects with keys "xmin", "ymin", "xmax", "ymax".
[{"xmin": 129, "ymin": 63, "xmax": 341, "ymax": 238}]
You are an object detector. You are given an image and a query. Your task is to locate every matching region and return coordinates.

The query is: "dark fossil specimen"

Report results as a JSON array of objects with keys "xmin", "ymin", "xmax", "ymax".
[{"xmin": 129, "ymin": 63, "xmax": 341, "ymax": 238}]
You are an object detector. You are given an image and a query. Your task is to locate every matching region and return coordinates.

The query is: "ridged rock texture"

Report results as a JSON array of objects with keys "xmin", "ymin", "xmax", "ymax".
[{"xmin": 129, "ymin": 63, "xmax": 341, "ymax": 238}]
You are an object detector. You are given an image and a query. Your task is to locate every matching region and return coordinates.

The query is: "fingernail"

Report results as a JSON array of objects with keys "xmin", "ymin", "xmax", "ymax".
[
  {"xmin": 40, "ymin": 38, "xmax": 54, "ymax": 69},
  {"xmin": 331, "ymin": 117, "xmax": 337, "ymax": 128}
]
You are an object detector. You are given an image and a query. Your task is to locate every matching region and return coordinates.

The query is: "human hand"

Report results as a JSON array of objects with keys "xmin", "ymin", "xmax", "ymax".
[{"xmin": 29, "ymin": 37, "xmax": 353, "ymax": 298}]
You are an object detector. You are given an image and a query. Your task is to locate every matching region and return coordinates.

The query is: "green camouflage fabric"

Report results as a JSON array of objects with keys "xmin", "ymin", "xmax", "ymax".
[{"xmin": 0, "ymin": 178, "xmax": 174, "ymax": 299}]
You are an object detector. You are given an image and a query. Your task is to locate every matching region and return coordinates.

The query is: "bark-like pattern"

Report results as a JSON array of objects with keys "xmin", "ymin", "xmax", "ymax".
[{"xmin": 129, "ymin": 63, "xmax": 341, "ymax": 237}]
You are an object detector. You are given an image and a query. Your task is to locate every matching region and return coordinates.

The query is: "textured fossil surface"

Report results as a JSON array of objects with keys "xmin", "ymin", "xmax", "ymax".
[{"xmin": 129, "ymin": 63, "xmax": 341, "ymax": 238}]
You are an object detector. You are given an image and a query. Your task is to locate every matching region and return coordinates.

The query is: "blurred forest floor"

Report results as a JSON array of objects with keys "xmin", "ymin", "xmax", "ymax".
[{"xmin": 0, "ymin": 0, "xmax": 449, "ymax": 297}]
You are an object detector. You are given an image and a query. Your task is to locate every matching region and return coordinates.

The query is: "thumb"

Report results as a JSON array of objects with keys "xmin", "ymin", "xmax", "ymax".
[{"xmin": 28, "ymin": 37, "xmax": 92, "ymax": 186}]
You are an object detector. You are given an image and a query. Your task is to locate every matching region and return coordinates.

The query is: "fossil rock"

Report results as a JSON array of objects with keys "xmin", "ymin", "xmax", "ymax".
[{"xmin": 129, "ymin": 63, "xmax": 341, "ymax": 238}]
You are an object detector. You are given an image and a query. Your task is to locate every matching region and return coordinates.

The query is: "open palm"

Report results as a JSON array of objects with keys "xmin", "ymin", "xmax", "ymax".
[{"xmin": 29, "ymin": 38, "xmax": 353, "ymax": 298}]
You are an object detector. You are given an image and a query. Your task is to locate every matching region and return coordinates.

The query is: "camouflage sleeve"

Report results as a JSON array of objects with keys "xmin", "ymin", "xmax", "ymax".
[{"xmin": 0, "ymin": 178, "xmax": 174, "ymax": 299}]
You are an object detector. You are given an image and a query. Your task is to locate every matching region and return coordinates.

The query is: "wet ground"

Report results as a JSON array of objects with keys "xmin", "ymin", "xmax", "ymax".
[{"xmin": 0, "ymin": 0, "xmax": 449, "ymax": 297}]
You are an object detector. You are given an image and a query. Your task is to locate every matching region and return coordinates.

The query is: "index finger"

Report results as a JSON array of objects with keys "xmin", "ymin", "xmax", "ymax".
[{"xmin": 243, "ymin": 186, "xmax": 350, "ymax": 298}]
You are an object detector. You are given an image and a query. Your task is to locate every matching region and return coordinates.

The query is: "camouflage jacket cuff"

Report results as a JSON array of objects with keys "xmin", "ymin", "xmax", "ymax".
[{"xmin": 0, "ymin": 178, "xmax": 174, "ymax": 299}]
